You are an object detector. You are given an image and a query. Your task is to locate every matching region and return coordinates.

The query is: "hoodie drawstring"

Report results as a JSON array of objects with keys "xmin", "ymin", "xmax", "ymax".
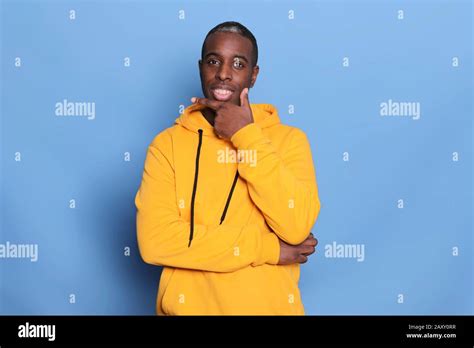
[
  {"xmin": 188, "ymin": 129, "xmax": 240, "ymax": 248},
  {"xmin": 189, "ymin": 129, "xmax": 203, "ymax": 248},
  {"xmin": 219, "ymin": 171, "xmax": 239, "ymax": 225}
]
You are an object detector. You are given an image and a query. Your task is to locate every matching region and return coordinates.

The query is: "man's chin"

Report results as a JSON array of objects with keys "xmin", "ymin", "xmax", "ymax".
[{"xmin": 208, "ymin": 97, "xmax": 239, "ymax": 106}]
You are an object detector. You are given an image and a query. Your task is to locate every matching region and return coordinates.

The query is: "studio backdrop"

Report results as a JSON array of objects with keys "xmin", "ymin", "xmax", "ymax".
[{"xmin": 0, "ymin": 0, "xmax": 472, "ymax": 315}]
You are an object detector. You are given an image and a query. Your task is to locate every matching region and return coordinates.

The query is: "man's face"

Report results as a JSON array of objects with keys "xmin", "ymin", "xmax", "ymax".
[{"xmin": 199, "ymin": 31, "xmax": 259, "ymax": 106}]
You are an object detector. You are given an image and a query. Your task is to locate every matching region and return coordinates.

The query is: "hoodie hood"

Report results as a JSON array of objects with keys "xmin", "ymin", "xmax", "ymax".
[{"xmin": 175, "ymin": 103, "xmax": 281, "ymax": 136}]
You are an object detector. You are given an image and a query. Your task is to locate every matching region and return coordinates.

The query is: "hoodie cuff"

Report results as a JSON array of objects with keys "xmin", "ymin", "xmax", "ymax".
[
  {"xmin": 230, "ymin": 122, "xmax": 264, "ymax": 149},
  {"xmin": 254, "ymin": 233, "xmax": 280, "ymax": 266}
]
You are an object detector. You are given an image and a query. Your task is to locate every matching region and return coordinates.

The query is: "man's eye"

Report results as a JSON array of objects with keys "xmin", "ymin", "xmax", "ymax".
[
  {"xmin": 233, "ymin": 61, "xmax": 244, "ymax": 69},
  {"xmin": 206, "ymin": 58, "xmax": 243, "ymax": 68}
]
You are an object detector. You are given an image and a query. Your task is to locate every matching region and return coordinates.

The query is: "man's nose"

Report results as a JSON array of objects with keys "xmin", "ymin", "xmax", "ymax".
[{"xmin": 216, "ymin": 64, "xmax": 232, "ymax": 81}]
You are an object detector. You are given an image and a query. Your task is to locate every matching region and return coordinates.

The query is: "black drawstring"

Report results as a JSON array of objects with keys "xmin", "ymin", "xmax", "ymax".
[
  {"xmin": 220, "ymin": 171, "xmax": 239, "ymax": 225},
  {"xmin": 188, "ymin": 129, "xmax": 239, "ymax": 248},
  {"xmin": 189, "ymin": 129, "xmax": 203, "ymax": 248}
]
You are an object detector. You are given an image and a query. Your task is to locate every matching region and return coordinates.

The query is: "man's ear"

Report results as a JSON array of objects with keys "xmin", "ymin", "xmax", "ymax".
[{"xmin": 249, "ymin": 65, "xmax": 259, "ymax": 88}]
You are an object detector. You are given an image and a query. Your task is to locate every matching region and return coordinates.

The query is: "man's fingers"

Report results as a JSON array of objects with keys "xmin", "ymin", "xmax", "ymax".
[
  {"xmin": 302, "ymin": 236, "xmax": 318, "ymax": 247},
  {"xmin": 191, "ymin": 97, "xmax": 224, "ymax": 111},
  {"xmin": 301, "ymin": 243, "xmax": 316, "ymax": 256},
  {"xmin": 300, "ymin": 235, "xmax": 318, "ymax": 256},
  {"xmin": 308, "ymin": 234, "xmax": 318, "ymax": 246},
  {"xmin": 299, "ymin": 255, "xmax": 308, "ymax": 264}
]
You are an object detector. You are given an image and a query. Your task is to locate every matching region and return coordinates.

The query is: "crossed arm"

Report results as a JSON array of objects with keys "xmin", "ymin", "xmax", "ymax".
[{"xmin": 135, "ymin": 125, "xmax": 321, "ymax": 272}]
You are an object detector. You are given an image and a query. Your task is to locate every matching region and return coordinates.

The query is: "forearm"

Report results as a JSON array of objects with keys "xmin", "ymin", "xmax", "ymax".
[
  {"xmin": 231, "ymin": 124, "xmax": 321, "ymax": 245},
  {"xmin": 136, "ymin": 199, "xmax": 280, "ymax": 272}
]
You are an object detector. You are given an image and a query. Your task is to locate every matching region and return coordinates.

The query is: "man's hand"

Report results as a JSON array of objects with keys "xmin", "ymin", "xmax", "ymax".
[
  {"xmin": 191, "ymin": 88, "xmax": 254, "ymax": 140},
  {"xmin": 278, "ymin": 233, "xmax": 318, "ymax": 265}
]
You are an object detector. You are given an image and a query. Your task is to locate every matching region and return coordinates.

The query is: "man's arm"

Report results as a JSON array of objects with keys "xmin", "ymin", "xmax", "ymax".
[
  {"xmin": 135, "ymin": 132, "xmax": 280, "ymax": 273},
  {"xmin": 192, "ymin": 90, "xmax": 321, "ymax": 246},
  {"xmin": 230, "ymin": 124, "xmax": 321, "ymax": 245}
]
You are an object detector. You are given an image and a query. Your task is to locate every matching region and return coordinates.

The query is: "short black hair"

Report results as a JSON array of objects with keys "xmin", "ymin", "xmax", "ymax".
[{"xmin": 201, "ymin": 21, "xmax": 258, "ymax": 67}]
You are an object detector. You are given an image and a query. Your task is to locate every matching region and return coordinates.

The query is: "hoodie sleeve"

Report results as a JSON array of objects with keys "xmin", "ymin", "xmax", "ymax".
[
  {"xmin": 230, "ymin": 123, "xmax": 321, "ymax": 245},
  {"xmin": 135, "ymin": 131, "xmax": 280, "ymax": 273}
]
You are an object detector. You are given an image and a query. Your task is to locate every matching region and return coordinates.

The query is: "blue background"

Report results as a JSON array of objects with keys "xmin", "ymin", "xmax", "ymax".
[{"xmin": 1, "ymin": 0, "xmax": 472, "ymax": 315}]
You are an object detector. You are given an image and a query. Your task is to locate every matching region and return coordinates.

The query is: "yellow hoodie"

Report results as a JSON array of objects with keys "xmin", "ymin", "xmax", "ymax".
[{"xmin": 135, "ymin": 102, "xmax": 321, "ymax": 315}]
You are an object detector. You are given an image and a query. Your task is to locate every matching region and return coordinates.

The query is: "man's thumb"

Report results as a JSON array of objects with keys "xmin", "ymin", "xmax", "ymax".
[{"xmin": 240, "ymin": 88, "xmax": 250, "ymax": 107}]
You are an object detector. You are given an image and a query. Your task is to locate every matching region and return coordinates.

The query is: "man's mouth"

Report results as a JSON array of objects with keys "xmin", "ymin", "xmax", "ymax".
[{"xmin": 211, "ymin": 88, "xmax": 234, "ymax": 102}]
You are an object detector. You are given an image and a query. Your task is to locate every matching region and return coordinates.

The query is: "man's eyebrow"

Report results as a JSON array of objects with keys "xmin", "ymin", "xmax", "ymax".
[{"xmin": 204, "ymin": 52, "xmax": 249, "ymax": 63}]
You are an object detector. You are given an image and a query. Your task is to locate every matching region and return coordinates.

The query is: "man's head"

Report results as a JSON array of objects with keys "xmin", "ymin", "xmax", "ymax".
[{"xmin": 199, "ymin": 21, "xmax": 260, "ymax": 106}]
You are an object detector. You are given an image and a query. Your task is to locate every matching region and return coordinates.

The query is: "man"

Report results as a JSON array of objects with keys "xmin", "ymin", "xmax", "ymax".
[{"xmin": 135, "ymin": 21, "xmax": 321, "ymax": 315}]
